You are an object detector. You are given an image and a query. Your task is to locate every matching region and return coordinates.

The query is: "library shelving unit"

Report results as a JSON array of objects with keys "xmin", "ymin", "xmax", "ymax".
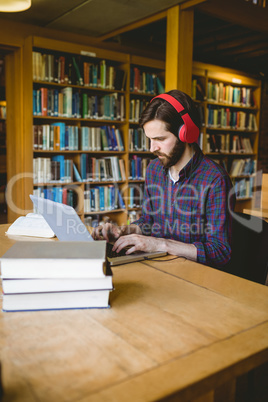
[
  {"xmin": 127, "ymin": 55, "xmax": 165, "ymax": 223},
  {"xmin": 0, "ymin": 54, "xmax": 7, "ymax": 223},
  {"xmin": 26, "ymin": 36, "xmax": 130, "ymax": 226},
  {"xmin": 22, "ymin": 36, "xmax": 165, "ymax": 226},
  {"xmin": 18, "ymin": 38, "xmax": 261, "ymax": 222},
  {"xmin": 192, "ymin": 61, "xmax": 261, "ymax": 212}
]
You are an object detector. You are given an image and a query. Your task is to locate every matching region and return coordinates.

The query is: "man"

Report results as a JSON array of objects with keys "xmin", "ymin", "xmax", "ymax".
[{"xmin": 93, "ymin": 90, "xmax": 235, "ymax": 268}]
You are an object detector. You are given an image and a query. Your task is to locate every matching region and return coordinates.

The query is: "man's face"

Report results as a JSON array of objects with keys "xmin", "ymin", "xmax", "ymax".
[{"xmin": 143, "ymin": 119, "xmax": 186, "ymax": 168}]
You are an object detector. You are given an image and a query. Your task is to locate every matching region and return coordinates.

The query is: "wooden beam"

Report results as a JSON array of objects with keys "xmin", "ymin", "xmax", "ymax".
[
  {"xmin": 96, "ymin": 10, "xmax": 167, "ymax": 42},
  {"xmin": 197, "ymin": 0, "xmax": 268, "ymax": 34},
  {"xmin": 181, "ymin": 0, "xmax": 208, "ymax": 10},
  {"xmin": 196, "ymin": 33, "xmax": 264, "ymax": 49},
  {"xmin": 234, "ymin": 49, "xmax": 268, "ymax": 59},
  {"xmin": 165, "ymin": 5, "xmax": 194, "ymax": 94},
  {"xmin": 218, "ymin": 43, "xmax": 268, "ymax": 56},
  {"xmin": 165, "ymin": 6, "xmax": 179, "ymax": 91}
]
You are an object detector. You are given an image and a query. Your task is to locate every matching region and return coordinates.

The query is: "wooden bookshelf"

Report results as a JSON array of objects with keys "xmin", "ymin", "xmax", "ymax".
[
  {"xmin": 18, "ymin": 37, "xmax": 166, "ymax": 226},
  {"xmin": 192, "ymin": 61, "xmax": 261, "ymax": 212},
  {"xmin": 2, "ymin": 32, "xmax": 262, "ymax": 222},
  {"xmin": 127, "ymin": 55, "xmax": 165, "ymax": 223}
]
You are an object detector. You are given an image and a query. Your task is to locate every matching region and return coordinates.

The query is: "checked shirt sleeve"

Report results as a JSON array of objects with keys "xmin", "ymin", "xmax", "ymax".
[
  {"xmin": 131, "ymin": 181, "xmax": 154, "ymax": 236},
  {"xmin": 131, "ymin": 167, "xmax": 155, "ymax": 236},
  {"xmin": 193, "ymin": 175, "xmax": 234, "ymax": 268}
]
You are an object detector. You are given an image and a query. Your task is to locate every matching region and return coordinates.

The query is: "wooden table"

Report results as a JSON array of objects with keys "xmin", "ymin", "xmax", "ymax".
[
  {"xmin": 0, "ymin": 224, "xmax": 268, "ymax": 401},
  {"xmin": 243, "ymin": 208, "xmax": 268, "ymax": 222}
]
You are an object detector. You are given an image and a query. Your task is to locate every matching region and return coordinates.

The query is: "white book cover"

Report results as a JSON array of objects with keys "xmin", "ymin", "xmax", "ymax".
[{"xmin": 0, "ymin": 241, "xmax": 107, "ymax": 278}]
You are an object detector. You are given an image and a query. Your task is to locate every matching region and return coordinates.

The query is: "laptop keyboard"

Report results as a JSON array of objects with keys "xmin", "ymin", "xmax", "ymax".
[{"xmin": 106, "ymin": 242, "xmax": 127, "ymax": 258}]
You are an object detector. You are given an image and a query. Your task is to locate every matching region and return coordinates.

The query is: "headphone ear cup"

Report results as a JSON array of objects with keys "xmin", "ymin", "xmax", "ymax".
[{"xmin": 178, "ymin": 125, "xmax": 186, "ymax": 142}]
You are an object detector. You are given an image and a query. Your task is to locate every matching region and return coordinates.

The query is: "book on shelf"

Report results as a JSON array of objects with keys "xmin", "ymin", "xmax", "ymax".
[
  {"xmin": 33, "ymin": 187, "xmax": 78, "ymax": 209},
  {"xmin": 113, "ymin": 69, "xmax": 127, "ymax": 91},
  {"xmin": 84, "ymin": 184, "xmax": 124, "ymax": 213},
  {"xmin": 129, "ymin": 98, "xmax": 150, "ymax": 122},
  {"xmin": 192, "ymin": 78, "xmax": 205, "ymax": 101},
  {"xmin": 0, "ymin": 100, "xmax": 6, "ymax": 119},
  {"xmin": 206, "ymin": 106, "xmax": 258, "ymax": 131},
  {"xmin": 33, "ymin": 88, "xmax": 125, "ymax": 121},
  {"xmin": 206, "ymin": 82, "xmax": 254, "ymax": 107},
  {"xmin": 206, "ymin": 133, "xmax": 230, "ymax": 153},
  {"xmin": 80, "ymin": 154, "xmax": 125, "ymax": 182},
  {"xmin": 128, "ymin": 183, "xmax": 144, "ymax": 208},
  {"xmin": 73, "ymin": 163, "xmax": 82, "ymax": 182},
  {"xmin": 234, "ymin": 177, "xmax": 254, "ymax": 200},
  {"xmin": 129, "ymin": 127, "xmax": 149, "ymax": 151},
  {"xmin": 229, "ymin": 158, "xmax": 256, "ymax": 177},
  {"xmin": 129, "ymin": 156, "xmax": 150, "ymax": 180},
  {"xmin": 72, "ymin": 56, "xmax": 83, "ymax": 86},
  {"xmin": 156, "ymin": 76, "xmax": 165, "ymax": 94},
  {"xmin": 33, "ymin": 51, "xmax": 123, "ymax": 90},
  {"xmin": 33, "ymin": 156, "xmax": 75, "ymax": 184},
  {"xmin": 0, "ymin": 241, "xmax": 107, "ymax": 279},
  {"xmin": 231, "ymin": 135, "xmax": 253, "ymax": 154},
  {"xmin": 130, "ymin": 67, "xmax": 164, "ymax": 94},
  {"xmin": 5, "ymin": 213, "xmax": 55, "ymax": 238}
]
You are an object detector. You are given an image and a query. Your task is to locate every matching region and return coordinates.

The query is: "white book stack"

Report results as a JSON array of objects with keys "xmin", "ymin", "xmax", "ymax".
[{"xmin": 0, "ymin": 241, "xmax": 112, "ymax": 312}]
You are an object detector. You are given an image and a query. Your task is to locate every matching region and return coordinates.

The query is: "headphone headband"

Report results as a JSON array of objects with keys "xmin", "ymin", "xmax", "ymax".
[
  {"xmin": 151, "ymin": 93, "xmax": 199, "ymax": 143},
  {"xmin": 152, "ymin": 93, "xmax": 185, "ymax": 114}
]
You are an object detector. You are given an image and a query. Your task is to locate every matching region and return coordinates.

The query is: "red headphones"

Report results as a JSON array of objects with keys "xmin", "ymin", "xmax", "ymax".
[{"xmin": 152, "ymin": 93, "xmax": 200, "ymax": 143}]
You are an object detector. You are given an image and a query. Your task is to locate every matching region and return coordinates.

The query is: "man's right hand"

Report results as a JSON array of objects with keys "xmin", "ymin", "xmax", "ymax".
[
  {"xmin": 92, "ymin": 223, "xmax": 122, "ymax": 242},
  {"xmin": 92, "ymin": 223, "xmax": 142, "ymax": 242}
]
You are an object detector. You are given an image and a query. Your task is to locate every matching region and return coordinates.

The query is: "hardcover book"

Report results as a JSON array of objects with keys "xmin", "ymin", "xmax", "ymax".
[{"xmin": 0, "ymin": 241, "xmax": 107, "ymax": 278}]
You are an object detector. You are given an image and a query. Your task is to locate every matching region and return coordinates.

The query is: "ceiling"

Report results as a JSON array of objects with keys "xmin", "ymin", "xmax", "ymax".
[
  {"xmin": 105, "ymin": 9, "xmax": 268, "ymax": 77},
  {"xmin": 193, "ymin": 10, "xmax": 268, "ymax": 77},
  {"xmin": 1, "ymin": 0, "xmax": 268, "ymax": 77},
  {"xmin": 1, "ymin": 0, "xmax": 183, "ymax": 37}
]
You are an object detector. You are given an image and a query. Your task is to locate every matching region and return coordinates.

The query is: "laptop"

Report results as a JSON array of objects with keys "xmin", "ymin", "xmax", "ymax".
[{"xmin": 30, "ymin": 195, "xmax": 167, "ymax": 266}]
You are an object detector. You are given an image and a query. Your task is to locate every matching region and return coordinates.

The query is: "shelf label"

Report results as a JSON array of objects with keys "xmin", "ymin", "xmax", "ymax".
[
  {"xmin": 232, "ymin": 78, "xmax": 242, "ymax": 84},
  {"xmin": 80, "ymin": 50, "xmax": 97, "ymax": 58}
]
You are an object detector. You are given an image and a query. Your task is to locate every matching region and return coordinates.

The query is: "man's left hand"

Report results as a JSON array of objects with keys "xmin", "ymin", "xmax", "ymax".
[{"xmin": 112, "ymin": 234, "xmax": 166, "ymax": 255}]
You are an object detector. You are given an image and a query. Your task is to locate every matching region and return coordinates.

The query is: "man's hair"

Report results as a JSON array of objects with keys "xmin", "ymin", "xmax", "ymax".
[{"xmin": 139, "ymin": 89, "xmax": 201, "ymax": 139}]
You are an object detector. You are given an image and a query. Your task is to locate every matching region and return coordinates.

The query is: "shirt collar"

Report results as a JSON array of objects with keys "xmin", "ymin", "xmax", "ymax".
[{"xmin": 163, "ymin": 145, "xmax": 204, "ymax": 180}]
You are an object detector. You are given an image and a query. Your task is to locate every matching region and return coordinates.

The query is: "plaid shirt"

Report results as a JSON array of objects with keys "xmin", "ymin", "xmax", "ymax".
[{"xmin": 133, "ymin": 146, "xmax": 235, "ymax": 268}]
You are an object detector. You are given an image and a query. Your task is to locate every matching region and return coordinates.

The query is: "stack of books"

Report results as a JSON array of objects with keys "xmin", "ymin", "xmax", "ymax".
[{"xmin": 0, "ymin": 241, "xmax": 113, "ymax": 312}]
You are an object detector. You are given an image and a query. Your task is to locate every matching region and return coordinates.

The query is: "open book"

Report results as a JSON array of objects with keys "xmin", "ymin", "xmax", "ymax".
[{"xmin": 5, "ymin": 213, "xmax": 55, "ymax": 238}]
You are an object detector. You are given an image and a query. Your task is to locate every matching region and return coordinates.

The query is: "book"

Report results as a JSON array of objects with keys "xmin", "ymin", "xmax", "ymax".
[
  {"xmin": 2, "ymin": 289, "xmax": 111, "ymax": 311},
  {"xmin": 5, "ymin": 214, "xmax": 55, "ymax": 238},
  {"xmin": 73, "ymin": 163, "xmax": 82, "ymax": 182},
  {"xmin": 72, "ymin": 56, "xmax": 83, "ymax": 86},
  {"xmin": 2, "ymin": 264, "xmax": 113, "ymax": 294},
  {"xmin": 0, "ymin": 241, "xmax": 107, "ymax": 278}
]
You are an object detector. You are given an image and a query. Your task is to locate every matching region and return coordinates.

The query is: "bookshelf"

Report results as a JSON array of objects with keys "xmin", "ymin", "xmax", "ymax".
[
  {"xmin": 127, "ymin": 55, "xmax": 165, "ymax": 223},
  {"xmin": 192, "ymin": 61, "xmax": 261, "ymax": 212},
  {"xmin": 22, "ymin": 37, "xmax": 165, "ymax": 226},
  {"xmin": 6, "ymin": 35, "xmax": 261, "ymax": 222},
  {"xmin": 0, "ymin": 54, "xmax": 7, "ymax": 223}
]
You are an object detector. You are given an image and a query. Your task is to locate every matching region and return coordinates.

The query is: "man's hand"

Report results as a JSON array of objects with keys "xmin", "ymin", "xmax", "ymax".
[
  {"xmin": 112, "ymin": 234, "xmax": 166, "ymax": 255},
  {"xmin": 112, "ymin": 234, "xmax": 198, "ymax": 262},
  {"xmin": 92, "ymin": 223, "xmax": 121, "ymax": 242},
  {"xmin": 92, "ymin": 223, "xmax": 142, "ymax": 242}
]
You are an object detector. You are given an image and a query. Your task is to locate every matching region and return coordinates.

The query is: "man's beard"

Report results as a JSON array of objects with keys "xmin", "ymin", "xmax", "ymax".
[{"xmin": 153, "ymin": 138, "xmax": 186, "ymax": 169}]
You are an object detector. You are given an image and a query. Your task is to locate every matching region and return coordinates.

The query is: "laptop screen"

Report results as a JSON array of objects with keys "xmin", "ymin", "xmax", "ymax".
[{"xmin": 30, "ymin": 195, "xmax": 93, "ymax": 242}]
